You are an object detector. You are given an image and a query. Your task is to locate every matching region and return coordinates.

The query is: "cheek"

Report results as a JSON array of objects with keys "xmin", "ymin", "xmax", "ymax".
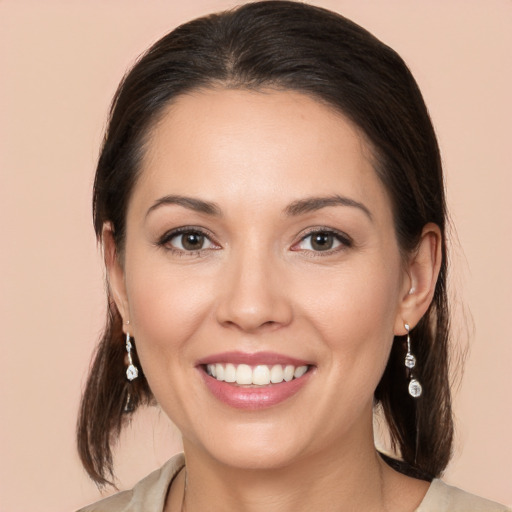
[
  {"xmin": 301, "ymin": 257, "xmax": 401, "ymax": 326},
  {"xmin": 123, "ymin": 261, "xmax": 218, "ymax": 431},
  {"xmin": 298, "ymin": 259, "xmax": 402, "ymax": 377},
  {"xmin": 124, "ymin": 257, "xmax": 215, "ymax": 373}
]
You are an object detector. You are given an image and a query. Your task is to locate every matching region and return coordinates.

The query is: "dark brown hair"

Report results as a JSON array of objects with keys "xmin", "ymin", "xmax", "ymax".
[{"xmin": 78, "ymin": 0, "xmax": 453, "ymax": 486}]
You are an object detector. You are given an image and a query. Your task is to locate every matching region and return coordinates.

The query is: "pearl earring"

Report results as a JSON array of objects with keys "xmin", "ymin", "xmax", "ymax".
[
  {"xmin": 404, "ymin": 323, "xmax": 422, "ymax": 398},
  {"xmin": 125, "ymin": 326, "xmax": 139, "ymax": 381}
]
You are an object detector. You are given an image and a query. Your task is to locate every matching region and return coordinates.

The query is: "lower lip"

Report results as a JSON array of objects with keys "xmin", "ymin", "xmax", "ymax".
[{"xmin": 199, "ymin": 368, "xmax": 313, "ymax": 410}]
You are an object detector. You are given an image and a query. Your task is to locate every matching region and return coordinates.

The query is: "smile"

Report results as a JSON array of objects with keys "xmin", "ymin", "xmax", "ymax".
[
  {"xmin": 197, "ymin": 352, "xmax": 315, "ymax": 410},
  {"xmin": 206, "ymin": 363, "xmax": 309, "ymax": 386}
]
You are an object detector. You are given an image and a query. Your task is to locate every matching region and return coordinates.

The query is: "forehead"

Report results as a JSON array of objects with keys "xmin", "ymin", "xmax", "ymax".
[{"xmin": 133, "ymin": 87, "xmax": 391, "ymax": 220}]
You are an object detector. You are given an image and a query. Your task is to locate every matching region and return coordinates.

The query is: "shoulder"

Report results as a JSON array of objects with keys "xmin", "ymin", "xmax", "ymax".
[
  {"xmin": 417, "ymin": 479, "xmax": 511, "ymax": 512},
  {"xmin": 76, "ymin": 453, "xmax": 185, "ymax": 512}
]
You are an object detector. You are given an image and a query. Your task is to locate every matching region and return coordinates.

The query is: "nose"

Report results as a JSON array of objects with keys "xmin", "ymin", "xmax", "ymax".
[{"xmin": 215, "ymin": 247, "xmax": 293, "ymax": 333}]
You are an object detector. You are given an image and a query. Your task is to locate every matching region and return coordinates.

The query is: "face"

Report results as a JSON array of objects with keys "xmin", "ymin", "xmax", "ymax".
[{"xmin": 111, "ymin": 88, "xmax": 413, "ymax": 470}]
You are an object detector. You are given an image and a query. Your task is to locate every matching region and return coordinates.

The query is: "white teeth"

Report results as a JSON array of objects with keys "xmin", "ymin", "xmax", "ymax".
[
  {"xmin": 224, "ymin": 363, "xmax": 236, "ymax": 382},
  {"xmin": 252, "ymin": 365, "xmax": 270, "ymax": 385},
  {"xmin": 206, "ymin": 363, "xmax": 309, "ymax": 386},
  {"xmin": 236, "ymin": 364, "xmax": 253, "ymax": 385},
  {"xmin": 270, "ymin": 364, "xmax": 284, "ymax": 383},
  {"xmin": 284, "ymin": 365, "xmax": 295, "ymax": 382},
  {"xmin": 215, "ymin": 363, "xmax": 224, "ymax": 381},
  {"xmin": 294, "ymin": 366, "xmax": 307, "ymax": 378}
]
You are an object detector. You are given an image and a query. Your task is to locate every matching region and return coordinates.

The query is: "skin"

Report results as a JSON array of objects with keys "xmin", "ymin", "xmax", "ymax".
[{"xmin": 105, "ymin": 88, "xmax": 442, "ymax": 511}]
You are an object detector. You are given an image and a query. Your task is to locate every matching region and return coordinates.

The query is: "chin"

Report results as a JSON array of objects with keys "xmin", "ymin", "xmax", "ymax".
[
  {"xmin": 186, "ymin": 422, "xmax": 312, "ymax": 471},
  {"xmin": 208, "ymin": 444, "xmax": 304, "ymax": 471}
]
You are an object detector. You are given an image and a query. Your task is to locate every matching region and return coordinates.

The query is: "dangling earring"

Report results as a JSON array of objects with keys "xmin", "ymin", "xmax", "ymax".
[
  {"xmin": 404, "ymin": 323, "xmax": 422, "ymax": 398},
  {"xmin": 125, "ymin": 330, "xmax": 139, "ymax": 381}
]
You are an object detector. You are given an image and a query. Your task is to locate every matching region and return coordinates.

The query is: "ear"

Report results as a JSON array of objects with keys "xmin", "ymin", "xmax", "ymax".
[
  {"xmin": 102, "ymin": 222, "xmax": 130, "ymax": 333},
  {"xmin": 394, "ymin": 223, "xmax": 442, "ymax": 335}
]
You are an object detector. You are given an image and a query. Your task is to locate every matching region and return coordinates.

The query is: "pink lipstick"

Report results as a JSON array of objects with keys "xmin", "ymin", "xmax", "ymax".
[{"xmin": 196, "ymin": 352, "xmax": 314, "ymax": 410}]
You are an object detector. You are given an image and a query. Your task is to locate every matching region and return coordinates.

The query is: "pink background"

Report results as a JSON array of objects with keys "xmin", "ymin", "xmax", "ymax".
[{"xmin": 1, "ymin": 1, "xmax": 510, "ymax": 510}]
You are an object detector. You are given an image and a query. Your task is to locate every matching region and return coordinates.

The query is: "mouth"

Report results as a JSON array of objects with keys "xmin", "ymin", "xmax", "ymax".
[
  {"xmin": 197, "ymin": 352, "xmax": 315, "ymax": 410},
  {"xmin": 204, "ymin": 363, "xmax": 310, "ymax": 386}
]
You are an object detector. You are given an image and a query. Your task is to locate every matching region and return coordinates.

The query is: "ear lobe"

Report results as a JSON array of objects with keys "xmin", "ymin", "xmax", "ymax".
[
  {"xmin": 394, "ymin": 223, "xmax": 442, "ymax": 335},
  {"xmin": 102, "ymin": 222, "xmax": 129, "ymax": 331}
]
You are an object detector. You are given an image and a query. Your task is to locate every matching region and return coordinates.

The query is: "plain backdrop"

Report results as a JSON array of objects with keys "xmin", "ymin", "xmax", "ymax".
[{"xmin": 1, "ymin": 1, "xmax": 511, "ymax": 510}]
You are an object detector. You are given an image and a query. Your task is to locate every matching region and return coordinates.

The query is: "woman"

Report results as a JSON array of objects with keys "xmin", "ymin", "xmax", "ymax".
[{"xmin": 77, "ymin": 2, "xmax": 509, "ymax": 511}]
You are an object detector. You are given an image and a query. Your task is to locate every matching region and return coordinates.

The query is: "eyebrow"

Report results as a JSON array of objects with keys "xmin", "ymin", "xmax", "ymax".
[
  {"xmin": 146, "ymin": 195, "xmax": 222, "ymax": 218},
  {"xmin": 145, "ymin": 193, "xmax": 372, "ymax": 221},
  {"xmin": 284, "ymin": 195, "xmax": 373, "ymax": 220}
]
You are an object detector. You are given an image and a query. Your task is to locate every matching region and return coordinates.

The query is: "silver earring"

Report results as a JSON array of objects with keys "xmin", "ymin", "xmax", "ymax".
[
  {"xmin": 125, "ymin": 331, "xmax": 139, "ymax": 381},
  {"xmin": 404, "ymin": 323, "xmax": 422, "ymax": 398}
]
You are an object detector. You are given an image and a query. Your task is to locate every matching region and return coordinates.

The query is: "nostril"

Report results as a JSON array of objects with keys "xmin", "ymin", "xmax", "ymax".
[
  {"xmin": 215, "ymin": 281, "xmax": 294, "ymax": 331},
  {"xmin": 261, "ymin": 320, "xmax": 282, "ymax": 331}
]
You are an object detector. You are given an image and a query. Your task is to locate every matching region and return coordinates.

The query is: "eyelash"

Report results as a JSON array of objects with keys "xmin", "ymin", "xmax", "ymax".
[
  {"xmin": 157, "ymin": 227, "xmax": 219, "ymax": 256},
  {"xmin": 156, "ymin": 226, "xmax": 353, "ymax": 256},
  {"xmin": 292, "ymin": 228, "xmax": 353, "ymax": 255}
]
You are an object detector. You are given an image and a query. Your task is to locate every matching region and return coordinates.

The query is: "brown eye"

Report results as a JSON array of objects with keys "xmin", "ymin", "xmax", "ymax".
[
  {"xmin": 294, "ymin": 230, "xmax": 350, "ymax": 252},
  {"xmin": 181, "ymin": 232, "xmax": 205, "ymax": 250},
  {"xmin": 310, "ymin": 232, "xmax": 335, "ymax": 251},
  {"xmin": 166, "ymin": 230, "xmax": 216, "ymax": 251}
]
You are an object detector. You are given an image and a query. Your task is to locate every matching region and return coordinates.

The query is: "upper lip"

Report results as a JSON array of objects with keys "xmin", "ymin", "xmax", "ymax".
[{"xmin": 196, "ymin": 351, "xmax": 313, "ymax": 367}]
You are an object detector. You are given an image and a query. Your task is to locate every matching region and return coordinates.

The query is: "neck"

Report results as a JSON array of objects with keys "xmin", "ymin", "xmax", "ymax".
[{"xmin": 173, "ymin": 431, "xmax": 415, "ymax": 512}]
